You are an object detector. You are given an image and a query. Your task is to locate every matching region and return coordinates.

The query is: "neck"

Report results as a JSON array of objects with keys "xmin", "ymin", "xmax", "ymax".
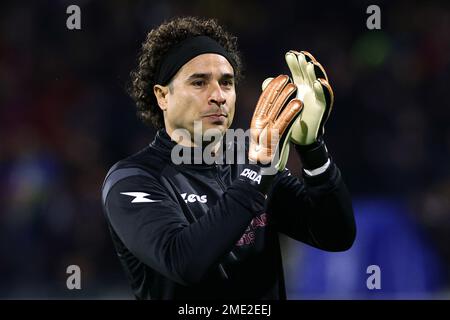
[{"xmin": 166, "ymin": 126, "xmax": 223, "ymax": 154}]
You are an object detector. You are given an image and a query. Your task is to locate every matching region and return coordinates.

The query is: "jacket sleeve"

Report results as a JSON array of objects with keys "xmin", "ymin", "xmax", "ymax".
[
  {"xmin": 102, "ymin": 168, "xmax": 266, "ymax": 286},
  {"xmin": 267, "ymin": 159, "xmax": 356, "ymax": 252}
]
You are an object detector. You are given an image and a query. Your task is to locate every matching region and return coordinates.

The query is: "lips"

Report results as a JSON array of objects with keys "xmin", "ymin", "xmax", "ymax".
[
  {"xmin": 203, "ymin": 113, "xmax": 227, "ymax": 123},
  {"xmin": 203, "ymin": 113, "xmax": 228, "ymax": 118}
]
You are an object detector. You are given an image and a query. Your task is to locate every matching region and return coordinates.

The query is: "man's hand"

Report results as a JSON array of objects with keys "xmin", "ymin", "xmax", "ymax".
[
  {"xmin": 249, "ymin": 75, "xmax": 303, "ymax": 171},
  {"xmin": 263, "ymin": 51, "xmax": 334, "ymax": 146},
  {"xmin": 260, "ymin": 51, "xmax": 334, "ymax": 174},
  {"xmin": 285, "ymin": 50, "xmax": 334, "ymax": 145}
]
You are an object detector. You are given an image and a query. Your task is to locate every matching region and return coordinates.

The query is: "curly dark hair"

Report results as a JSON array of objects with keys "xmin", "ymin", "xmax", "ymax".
[{"xmin": 128, "ymin": 16, "xmax": 243, "ymax": 129}]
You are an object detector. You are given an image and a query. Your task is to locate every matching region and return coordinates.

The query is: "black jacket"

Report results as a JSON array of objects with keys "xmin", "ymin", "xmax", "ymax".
[{"xmin": 101, "ymin": 129, "xmax": 356, "ymax": 300}]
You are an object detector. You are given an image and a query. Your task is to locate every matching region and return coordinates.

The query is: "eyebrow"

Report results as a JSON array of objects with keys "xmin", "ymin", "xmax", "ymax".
[{"xmin": 186, "ymin": 72, "xmax": 235, "ymax": 81}]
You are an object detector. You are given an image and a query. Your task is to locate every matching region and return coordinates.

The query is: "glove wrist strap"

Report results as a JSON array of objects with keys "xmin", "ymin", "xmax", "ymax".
[
  {"xmin": 294, "ymin": 138, "xmax": 329, "ymax": 170},
  {"xmin": 238, "ymin": 164, "xmax": 276, "ymax": 194}
]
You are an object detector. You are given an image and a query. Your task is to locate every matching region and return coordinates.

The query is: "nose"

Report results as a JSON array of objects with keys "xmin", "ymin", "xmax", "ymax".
[{"xmin": 208, "ymin": 82, "xmax": 226, "ymax": 108}]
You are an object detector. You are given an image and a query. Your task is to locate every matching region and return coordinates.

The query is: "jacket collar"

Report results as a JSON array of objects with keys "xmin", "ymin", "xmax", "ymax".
[{"xmin": 150, "ymin": 128, "xmax": 231, "ymax": 167}]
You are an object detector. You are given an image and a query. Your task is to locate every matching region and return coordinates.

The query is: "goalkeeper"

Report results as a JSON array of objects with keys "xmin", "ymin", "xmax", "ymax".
[{"xmin": 101, "ymin": 16, "xmax": 356, "ymax": 300}]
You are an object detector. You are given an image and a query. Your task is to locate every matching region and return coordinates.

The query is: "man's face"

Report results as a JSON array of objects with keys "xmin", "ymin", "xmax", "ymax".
[{"xmin": 161, "ymin": 53, "xmax": 236, "ymax": 144}]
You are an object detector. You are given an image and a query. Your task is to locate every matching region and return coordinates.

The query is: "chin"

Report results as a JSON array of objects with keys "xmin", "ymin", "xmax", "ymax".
[{"xmin": 202, "ymin": 125, "xmax": 226, "ymax": 139}]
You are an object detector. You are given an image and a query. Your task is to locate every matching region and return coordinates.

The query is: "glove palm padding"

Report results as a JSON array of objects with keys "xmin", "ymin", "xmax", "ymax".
[
  {"xmin": 263, "ymin": 51, "xmax": 334, "ymax": 146},
  {"xmin": 286, "ymin": 50, "xmax": 334, "ymax": 145},
  {"xmin": 249, "ymin": 75, "xmax": 303, "ymax": 170}
]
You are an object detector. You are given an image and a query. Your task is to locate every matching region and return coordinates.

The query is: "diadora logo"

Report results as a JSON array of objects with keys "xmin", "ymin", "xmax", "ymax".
[
  {"xmin": 240, "ymin": 168, "xmax": 262, "ymax": 184},
  {"xmin": 180, "ymin": 193, "xmax": 208, "ymax": 204}
]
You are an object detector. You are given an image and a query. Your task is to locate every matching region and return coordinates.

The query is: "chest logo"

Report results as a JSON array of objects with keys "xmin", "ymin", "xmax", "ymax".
[{"xmin": 180, "ymin": 193, "xmax": 208, "ymax": 204}]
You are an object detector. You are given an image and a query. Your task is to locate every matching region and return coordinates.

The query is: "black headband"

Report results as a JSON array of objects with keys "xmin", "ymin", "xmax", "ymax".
[{"xmin": 155, "ymin": 35, "xmax": 235, "ymax": 86}]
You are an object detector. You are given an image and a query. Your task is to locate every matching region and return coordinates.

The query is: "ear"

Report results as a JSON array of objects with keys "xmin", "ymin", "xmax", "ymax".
[{"xmin": 153, "ymin": 85, "xmax": 169, "ymax": 111}]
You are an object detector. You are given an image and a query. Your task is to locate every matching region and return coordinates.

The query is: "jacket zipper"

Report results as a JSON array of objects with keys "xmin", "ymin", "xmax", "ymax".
[
  {"xmin": 215, "ymin": 163, "xmax": 235, "ymax": 280},
  {"xmin": 215, "ymin": 164, "xmax": 227, "ymax": 191}
]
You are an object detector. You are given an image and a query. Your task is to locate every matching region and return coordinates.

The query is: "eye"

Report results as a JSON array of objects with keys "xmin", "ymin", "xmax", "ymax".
[
  {"xmin": 221, "ymin": 79, "xmax": 234, "ymax": 87},
  {"xmin": 192, "ymin": 80, "xmax": 205, "ymax": 87}
]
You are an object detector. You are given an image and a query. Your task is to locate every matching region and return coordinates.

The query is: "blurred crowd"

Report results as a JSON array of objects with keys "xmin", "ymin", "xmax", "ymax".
[{"xmin": 0, "ymin": 0, "xmax": 449, "ymax": 298}]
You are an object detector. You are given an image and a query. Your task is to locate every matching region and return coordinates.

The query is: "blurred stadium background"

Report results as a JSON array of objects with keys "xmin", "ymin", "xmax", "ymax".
[{"xmin": 1, "ymin": 0, "xmax": 449, "ymax": 299}]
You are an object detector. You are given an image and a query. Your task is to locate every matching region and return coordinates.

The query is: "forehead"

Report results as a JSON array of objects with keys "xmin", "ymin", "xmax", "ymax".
[{"xmin": 176, "ymin": 53, "xmax": 234, "ymax": 79}]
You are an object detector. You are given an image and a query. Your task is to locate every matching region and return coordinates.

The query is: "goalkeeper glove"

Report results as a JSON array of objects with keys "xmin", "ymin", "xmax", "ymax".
[
  {"xmin": 249, "ymin": 74, "xmax": 303, "ymax": 172},
  {"xmin": 262, "ymin": 51, "xmax": 334, "ymax": 172},
  {"xmin": 284, "ymin": 50, "xmax": 334, "ymax": 145}
]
